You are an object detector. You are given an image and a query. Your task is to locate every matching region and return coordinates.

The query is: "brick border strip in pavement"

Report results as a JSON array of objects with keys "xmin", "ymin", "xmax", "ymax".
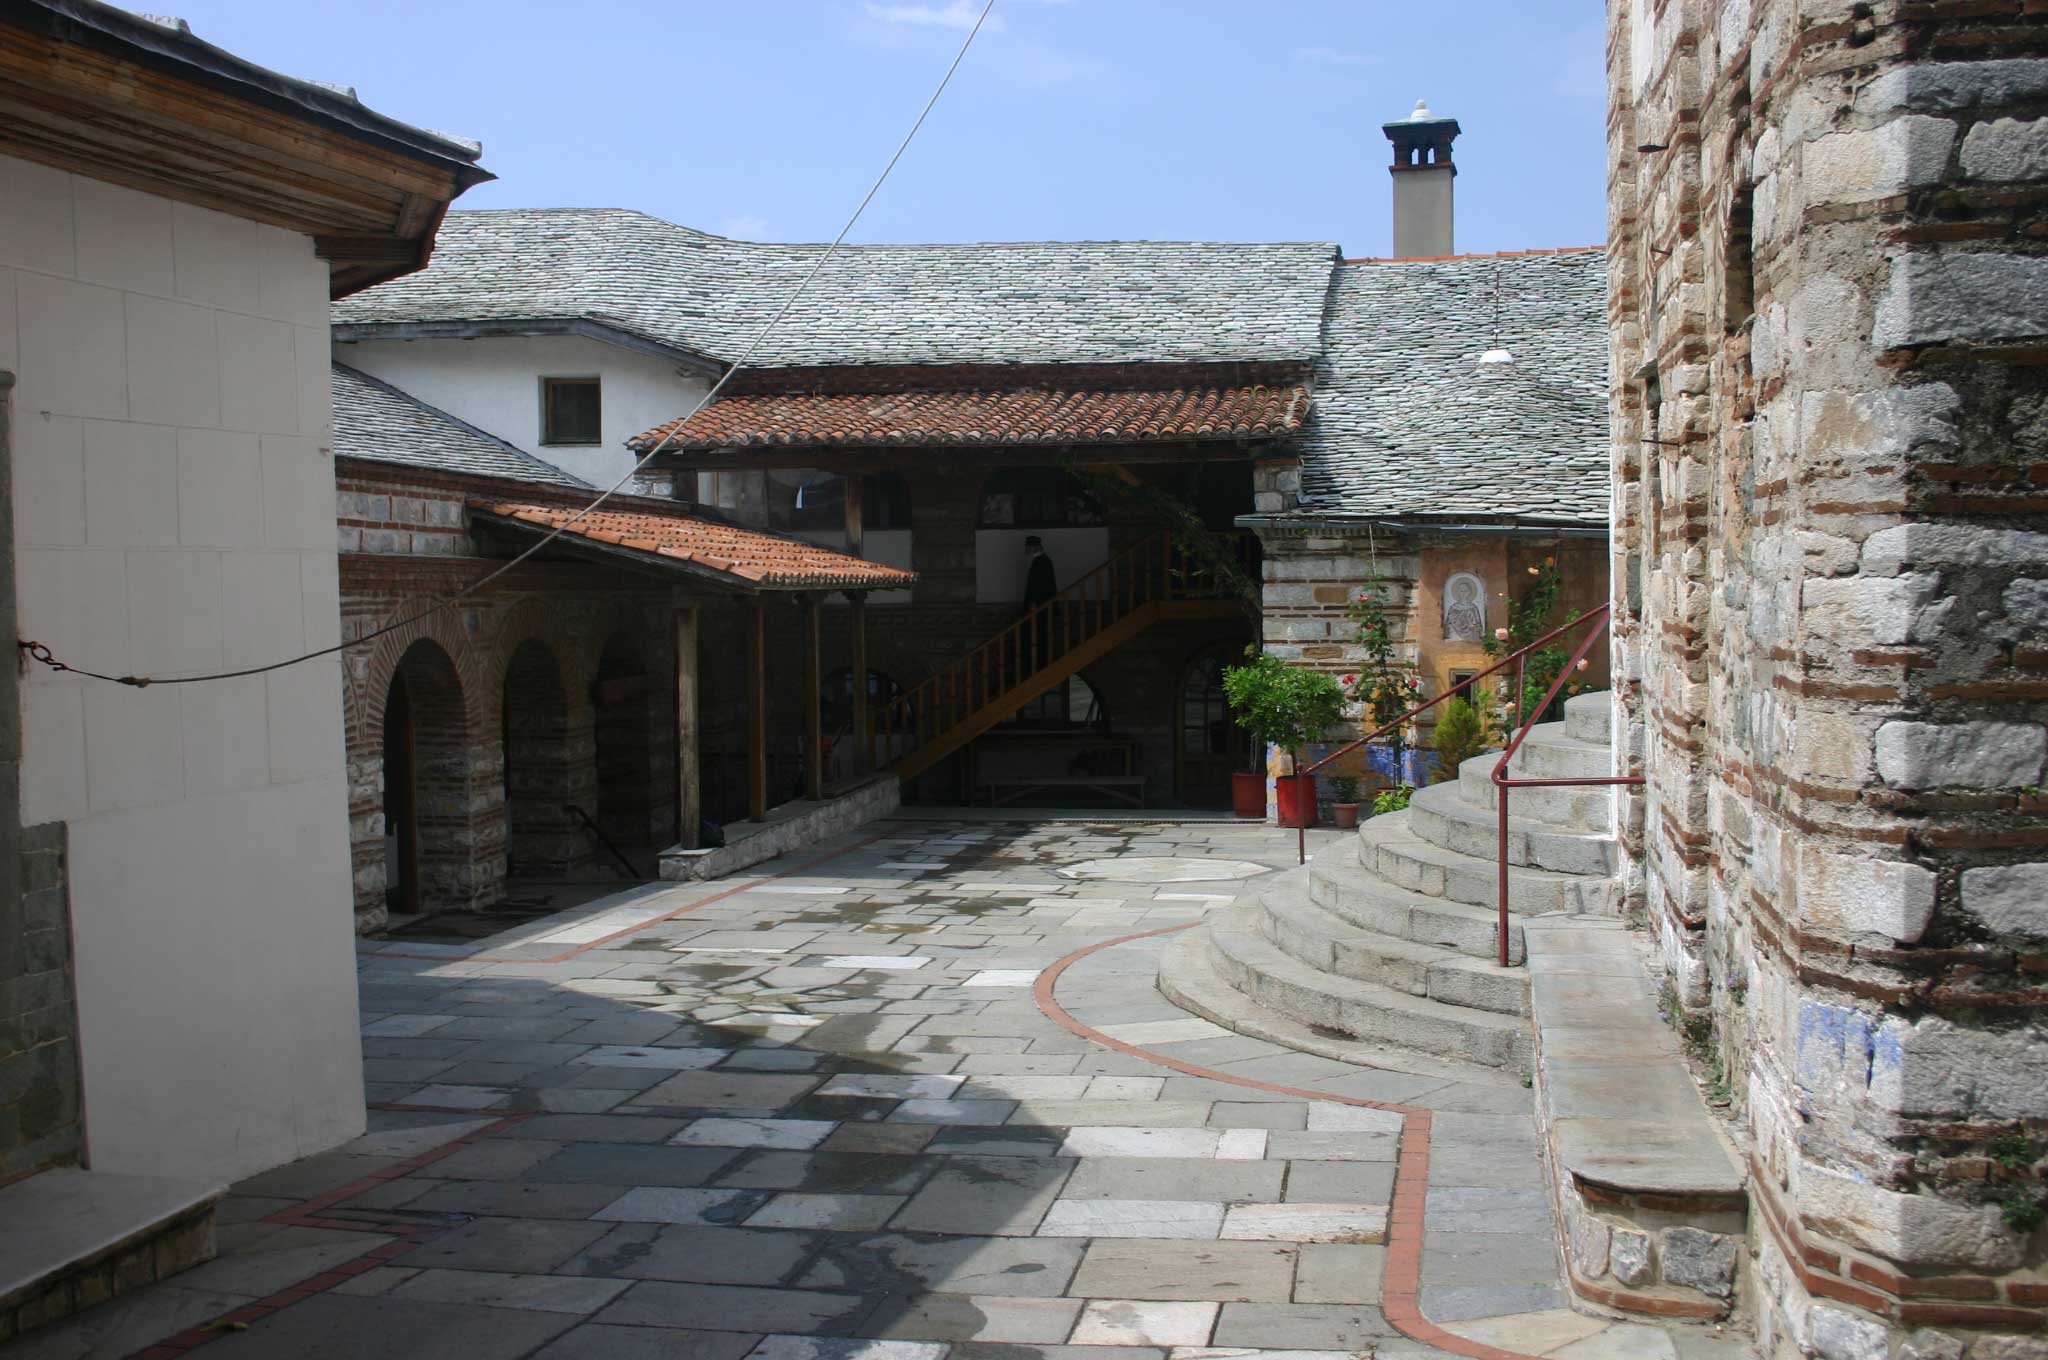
[
  {"xmin": 125, "ymin": 1108, "xmax": 535, "ymax": 1359},
  {"xmin": 1033, "ymin": 921, "xmax": 1548, "ymax": 1360}
]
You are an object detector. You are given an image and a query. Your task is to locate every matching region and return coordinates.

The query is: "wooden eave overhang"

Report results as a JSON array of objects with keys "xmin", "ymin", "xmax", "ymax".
[{"xmin": 0, "ymin": 0, "xmax": 493, "ymax": 297}]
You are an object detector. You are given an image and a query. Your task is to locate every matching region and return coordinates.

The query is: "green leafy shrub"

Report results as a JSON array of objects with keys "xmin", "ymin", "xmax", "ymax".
[
  {"xmin": 1371, "ymin": 785, "xmax": 1413, "ymax": 816},
  {"xmin": 1431, "ymin": 696, "xmax": 1488, "ymax": 784},
  {"xmin": 1328, "ymin": 775, "xmax": 1361, "ymax": 805}
]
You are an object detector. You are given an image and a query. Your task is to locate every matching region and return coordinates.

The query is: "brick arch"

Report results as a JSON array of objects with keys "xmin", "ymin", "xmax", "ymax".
[
  {"xmin": 486, "ymin": 596, "xmax": 604, "ymax": 710},
  {"xmin": 381, "ymin": 639, "xmax": 493, "ymax": 916},
  {"xmin": 351, "ymin": 603, "xmax": 494, "ymax": 749},
  {"xmin": 345, "ymin": 606, "xmax": 502, "ymax": 928}
]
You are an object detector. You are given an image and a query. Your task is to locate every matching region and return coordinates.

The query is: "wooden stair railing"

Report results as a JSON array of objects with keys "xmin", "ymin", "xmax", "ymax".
[{"xmin": 875, "ymin": 531, "xmax": 1237, "ymax": 781}]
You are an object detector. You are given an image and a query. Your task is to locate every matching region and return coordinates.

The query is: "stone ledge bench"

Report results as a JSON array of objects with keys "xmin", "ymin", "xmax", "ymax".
[
  {"xmin": 1523, "ymin": 918, "xmax": 1749, "ymax": 1321},
  {"xmin": 0, "ymin": 1168, "xmax": 223, "ymax": 1340},
  {"xmin": 659, "ymin": 775, "xmax": 900, "ymax": 882}
]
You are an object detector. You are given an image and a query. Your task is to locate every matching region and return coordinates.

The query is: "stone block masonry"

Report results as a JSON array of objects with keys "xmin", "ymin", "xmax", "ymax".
[
  {"xmin": 1607, "ymin": 2, "xmax": 2048, "ymax": 1354},
  {"xmin": 0, "ymin": 824, "xmax": 79, "ymax": 1183}
]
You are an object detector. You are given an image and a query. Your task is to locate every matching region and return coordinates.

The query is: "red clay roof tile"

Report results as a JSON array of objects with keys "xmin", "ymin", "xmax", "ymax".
[
  {"xmin": 472, "ymin": 501, "xmax": 916, "ymax": 591},
  {"xmin": 631, "ymin": 370, "xmax": 1312, "ymax": 453}
]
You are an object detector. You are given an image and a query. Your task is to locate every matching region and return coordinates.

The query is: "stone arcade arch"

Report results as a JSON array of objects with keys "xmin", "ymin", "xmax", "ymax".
[{"xmin": 380, "ymin": 640, "xmax": 476, "ymax": 915}]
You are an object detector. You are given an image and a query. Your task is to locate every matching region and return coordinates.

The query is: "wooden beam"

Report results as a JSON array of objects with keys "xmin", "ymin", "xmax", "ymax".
[
  {"xmin": 848, "ymin": 591, "xmax": 870, "ymax": 777},
  {"xmin": 674, "ymin": 605, "xmax": 700, "ymax": 850},
  {"xmin": 0, "ymin": 27, "xmax": 465, "ymax": 199},
  {"xmin": 803, "ymin": 595, "xmax": 823, "ymax": 801},
  {"xmin": 748, "ymin": 596, "xmax": 767, "ymax": 821}
]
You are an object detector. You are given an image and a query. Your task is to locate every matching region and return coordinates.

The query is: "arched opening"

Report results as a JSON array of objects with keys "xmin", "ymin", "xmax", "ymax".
[
  {"xmin": 1178, "ymin": 646, "xmax": 1249, "ymax": 807},
  {"xmin": 1004, "ymin": 672, "xmax": 1106, "ymax": 729},
  {"xmin": 382, "ymin": 640, "xmax": 470, "ymax": 913},
  {"xmin": 594, "ymin": 632, "xmax": 657, "ymax": 860},
  {"xmin": 502, "ymin": 639, "xmax": 578, "ymax": 879}
]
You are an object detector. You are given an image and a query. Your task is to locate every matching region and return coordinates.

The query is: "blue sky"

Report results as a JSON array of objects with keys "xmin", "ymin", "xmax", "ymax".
[{"xmin": 176, "ymin": 1, "xmax": 1606, "ymax": 256}]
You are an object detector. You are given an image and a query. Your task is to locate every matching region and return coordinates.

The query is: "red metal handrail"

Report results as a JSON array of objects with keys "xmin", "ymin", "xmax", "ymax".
[{"xmin": 1293, "ymin": 603, "xmax": 1642, "ymax": 967}]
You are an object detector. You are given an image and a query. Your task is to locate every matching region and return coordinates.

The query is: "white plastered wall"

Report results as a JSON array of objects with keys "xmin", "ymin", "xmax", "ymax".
[
  {"xmin": 0, "ymin": 152, "xmax": 365, "ymax": 1184},
  {"xmin": 338, "ymin": 333, "xmax": 711, "ymax": 486}
]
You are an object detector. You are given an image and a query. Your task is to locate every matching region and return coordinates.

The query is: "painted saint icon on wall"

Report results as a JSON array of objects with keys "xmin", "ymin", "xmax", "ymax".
[{"xmin": 1443, "ymin": 572, "xmax": 1487, "ymax": 642}]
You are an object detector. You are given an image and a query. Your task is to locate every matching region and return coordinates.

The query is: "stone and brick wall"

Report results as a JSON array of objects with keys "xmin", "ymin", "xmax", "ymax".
[
  {"xmin": 0, "ymin": 824, "xmax": 78, "ymax": 1185},
  {"xmin": 1609, "ymin": 2, "xmax": 2048, "ymax": 1353},
  {"xmin": 1251, "ymin": 518, "xmax": 1610, "ymax": 791},
  {"xmin": 338, "ymin": 462, "xmax": 677, "ymax": 931}
]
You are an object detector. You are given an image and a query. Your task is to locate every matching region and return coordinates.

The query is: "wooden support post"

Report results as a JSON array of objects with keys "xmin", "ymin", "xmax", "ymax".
[
  {"xmin": 674, "ymin": 604, "xmax": 700, "ymax": 849},
  {"xmin": 844, "ymin": 472, "xmax": 865, "ymax": 558},
  {"xmin": 748, "ymin": 595, "xmax": 767, "ymax": 821},
  {"xmin": 847, "ymin": 590, "xmax": 869, "ymax": 776},
  {"xmin": 804, "ymin": 594, "xmax": 824, "ymax": 801}
]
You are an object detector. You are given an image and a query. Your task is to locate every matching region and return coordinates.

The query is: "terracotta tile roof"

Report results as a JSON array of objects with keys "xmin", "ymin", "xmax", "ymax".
[
  {"xmin": 471, "ymin": 501, "xmax": 917, "ymax": 591},
  {"xmin": 630, "ymin": 366, "xmax": 1313, "ymax": 453}
]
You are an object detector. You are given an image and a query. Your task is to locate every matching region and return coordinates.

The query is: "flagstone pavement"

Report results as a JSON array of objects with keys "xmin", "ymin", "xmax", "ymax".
[{"xmin": 6, "ymin": 817, "xmax": 1757, "ymax": 1360}]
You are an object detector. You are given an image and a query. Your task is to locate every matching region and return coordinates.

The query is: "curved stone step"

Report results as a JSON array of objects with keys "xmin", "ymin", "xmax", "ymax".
[
  {"xmin": 1357, "ymin": 811, "xmax": 1620, "ymax": 916},
  {"xmin": 1409, "ymin": 782, "xmax": 1618, "ymax": 874},
  {"xmin": 1256, "ymin": 878, "xmax": 1530, "ymax": 1017},
  {"xmin": 1456, "ymin": 730, "xmax": 1616, "ymax": 828},
  {"xmin": 1307, "ymin": 839, "xmax": 1526, "ymax": 964},
  {"xmin": 1155, "ymin": 928, "xmax": 1510, "ymax": 1078},
  {"xmin": 1198, "ymin": 901, "xmax": 1533, "ymax": 1069},
  {"xmin": 1565, "ymin": 690, "xmax": 1612, "ymax": 745}
]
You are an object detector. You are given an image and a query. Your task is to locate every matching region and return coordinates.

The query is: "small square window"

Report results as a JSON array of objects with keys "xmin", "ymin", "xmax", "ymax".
[{"xmin": 541, "ymin": 377, "xmax": 601, "ymax": 445}]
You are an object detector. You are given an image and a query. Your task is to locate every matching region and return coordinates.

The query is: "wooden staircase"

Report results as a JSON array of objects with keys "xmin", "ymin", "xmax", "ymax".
[{"xmin": 879, "ymin": 531, "xmax": 1244, "ymax": 780}]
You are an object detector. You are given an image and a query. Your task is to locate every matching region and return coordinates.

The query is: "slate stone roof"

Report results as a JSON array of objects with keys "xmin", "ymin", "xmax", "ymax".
[
  {"xmin": 333, "ymin": 209, "xmax": 1340, "ymax": 368},
  {"xmin": 1293, "ymin": 248, "xmax": 1611, "ymax": 525},
  {"xmin": 472, "ymin": 502, "xmax": 919, "ymax": 590},
  {"xmin": 631, "ymin": 363, "xmax": 1313, "ymax": 452},
  {"xmin": 332, "ymin": 364, "xmax": 589, "ymax": 489}
]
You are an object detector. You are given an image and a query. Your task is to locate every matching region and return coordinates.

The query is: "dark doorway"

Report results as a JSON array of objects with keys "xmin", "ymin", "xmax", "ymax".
[
  {"xmin": 1178, "ymin": 646, "xmax": 1248, "ymax": 807},
  {"xmin": 383, "ymin": 640, "xmax": 469, "ymax": 913}
]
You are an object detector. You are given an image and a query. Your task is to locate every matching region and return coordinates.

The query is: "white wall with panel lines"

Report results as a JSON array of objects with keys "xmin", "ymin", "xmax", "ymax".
[{"xmin": 0, "ymin": 151, "xmax": 365, "ymax": 1184}]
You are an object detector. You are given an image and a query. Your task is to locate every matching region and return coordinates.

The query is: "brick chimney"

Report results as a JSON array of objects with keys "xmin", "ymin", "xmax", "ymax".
[{"xmin": 1382, "ymin": 100, "xmax": 1460, "ymax": 258}]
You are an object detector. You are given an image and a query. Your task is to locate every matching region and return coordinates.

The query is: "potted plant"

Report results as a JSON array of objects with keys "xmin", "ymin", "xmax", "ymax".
[
  {"xmin": 1328, "ymin": 775, "xmax": 1362, "ymax": 829},
  {"xmin": 1222, "ymin": 651, "xmax": 1347, "ymax": 828}
]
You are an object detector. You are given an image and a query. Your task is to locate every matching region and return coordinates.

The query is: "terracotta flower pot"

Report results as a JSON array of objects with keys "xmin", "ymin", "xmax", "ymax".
[
  {"xmin": 1331, "ymin": 802, "xmax": 1360, "ymax": 830},
  {"xmin": 1231, "ymin": 771, "xmax": 1267, "ymax": 819},
  {"xmin": 1275, "ymin": 774, "xmax": 1318, "ymax": 828}
]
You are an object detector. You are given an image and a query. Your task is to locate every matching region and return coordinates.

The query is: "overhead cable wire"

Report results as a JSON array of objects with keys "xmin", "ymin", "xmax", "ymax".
[{"xmin": 20, "ymin": 0, "xmax": 998, "ymax": 689}]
